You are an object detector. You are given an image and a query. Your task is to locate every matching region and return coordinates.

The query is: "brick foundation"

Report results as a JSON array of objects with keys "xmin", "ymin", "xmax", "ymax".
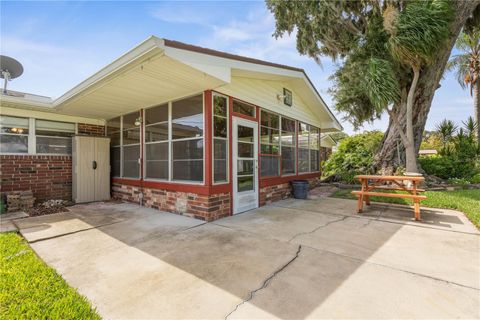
[
  {"xmin": 0, "ymin": 123, "xmax": 105, "ymax": 203},
  {"xmin": 259, "ymin": 176, "xmax": 321, "ymax": 206},
  {"xmin": 112, "ymin": 183, "xmax": 231, "ymax": 221}
]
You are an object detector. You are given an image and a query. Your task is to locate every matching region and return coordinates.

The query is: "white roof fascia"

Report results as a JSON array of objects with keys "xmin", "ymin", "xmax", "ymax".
[
  {"xmin": 54, "ymin": 36, "xmax": 165, "ymax": 107},
  {"xmin": 0, "ymin": 94, "xmax": 54, "ymax": 109}
]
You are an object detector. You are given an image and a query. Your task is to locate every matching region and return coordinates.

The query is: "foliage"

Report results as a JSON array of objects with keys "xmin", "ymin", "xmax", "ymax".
[
  {"xmin": 471, "ymin": 173, "xmax": 480, "ymax": 184},
  {"xmin": 420, "ymin": 130, "xmax": 443, "ymax": 150},
  {"xmin": 323, "ymin": 131, "xmax": 384, "ymax": 183},
  {"xmin": 419, "ymin": 156, "xmax": 455, "ymax": 179},
  {"xmin": 435, "ymin": 119, "xmax": 458, "ymax": 150},
  {"xmin": 267, "ymin": 0, "xmax": 452, "ymax": 129},
  {"xmin": 387, "ymin": 0, "xmax": 452, "ymax": 67},
  {"xmin": 448, "ymin": 28, "xmax": 480, "ymax": 94},
  {"xmin": 0, "ymin": 233, "xmax": 100, "ymax": 319},
  {"xmin": 420, "ymin": 118, "xmax": 480, "ymax": 179},
  {"xmin": 331, "ymin": 188, "xmax": 480, "ymax": 228}
]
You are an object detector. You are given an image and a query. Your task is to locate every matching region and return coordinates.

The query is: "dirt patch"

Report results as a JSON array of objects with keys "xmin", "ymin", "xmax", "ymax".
[{"xmin": 27, "ymin": 200, "xmax": 71, "ymax": 217}]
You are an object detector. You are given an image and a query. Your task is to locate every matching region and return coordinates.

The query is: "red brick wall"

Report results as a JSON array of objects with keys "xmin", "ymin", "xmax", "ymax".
[
  {"xmin": 0, "ymin": 123, "xmax": 105, "ymax": 203},
  {"xmin": 259, "ymin": 182, "xmax": 291, "ymax": 206},
  {"xmin": 112, "ymin": 183, "xmax": 231, "ymax": 221},
  {"xmin": 259, "ymin": 176, "xmax": 320, "ymax": 207},
  {"xmin": 77, "ymin": 123, "xmax": 105, "ymax": 136},
  {"xmin": 0, "ymin": 155, "xmax": 72, "ymax": 202}
]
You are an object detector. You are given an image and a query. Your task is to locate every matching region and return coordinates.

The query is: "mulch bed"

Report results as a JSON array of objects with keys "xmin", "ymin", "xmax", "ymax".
[{"xmin": 26, "ymin": 200, "xmax": 72, "ymax": 217}]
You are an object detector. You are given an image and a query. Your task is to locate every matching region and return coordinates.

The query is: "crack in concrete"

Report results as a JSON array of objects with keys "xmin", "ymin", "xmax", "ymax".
[
  {"xmin": 26, "ymin": 220, "xmax": 123, "ymax": 244},
  {"xmin": 224, "ymin": 245, "xmax": 302, "ymax": 320},
  {"xmin": 182, "ymin": 222, "xmax": 207, "ymax": 232},
  {"xmin": 288, "ymin": 216, "xmax": 349, "ymax": 243},
  {"xmin": 274, "ymin": 205, "xmax": 479, "ymax": 236}
]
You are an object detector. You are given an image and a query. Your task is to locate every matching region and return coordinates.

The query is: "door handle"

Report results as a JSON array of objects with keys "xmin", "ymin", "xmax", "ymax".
[{"xmin": 92, "ymin": 160, "xmax": 97, "ymax": 170}]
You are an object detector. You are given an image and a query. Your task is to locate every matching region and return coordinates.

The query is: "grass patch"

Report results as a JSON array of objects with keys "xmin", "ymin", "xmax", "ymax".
[
  {"xmin": 331, "ymin": 188, "xmax": 480, "ymax": 228},
  {"xmin": 0, "ymin": 232, "xmax": 100, "ymax": 319}
]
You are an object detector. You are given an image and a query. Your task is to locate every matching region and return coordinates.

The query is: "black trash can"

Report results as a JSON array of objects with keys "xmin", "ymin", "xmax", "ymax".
[{"xmin": 291, "ymin": 180, "xmax": 309, "ymax": 199}]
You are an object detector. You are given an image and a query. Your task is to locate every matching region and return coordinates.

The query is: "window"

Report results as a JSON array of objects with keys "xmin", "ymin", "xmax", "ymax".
[
  {"xmin": 281, "ymin": 117, "xmax": 296, "ymax": 175},
  {"xmin": 260, "ymin": 110, "xmax": 280, "ymax": 177},
  {"xmin": 145, "ymin": 104, "xmax": 168, "ymax": 180},
  {"xmin": 1, "ymin": 116, "xmax": 76, "ymax": 155},
  {"xmin": 297, "ymin": 122, "xmax": 320, "ymax": 173},
  {"xmin": 233, "ymin": 99, "xmax": 255, "ymax": 117},
  {"xmin": 0, "ymin": 116, "xmax": 29, "ymax": 154},
  {"xmin": 298, "ymin": 123, "xmax": 310, "ymax": 173},
  {"xmin": 310, "ymin": 127, "xmax": 320, "ymax": 172},
  {"xmin": 171, "ymin": 94, "xmax": 204, "ymax": 182},
  {"xmin": 213, "ymin": 94, "xmax": 228, "ymax": 183},
  {"xmin": 36, "ymin": 120, "xmax": 75, "ymax": 154},
  {"xmin": 107, "ymin": 117, "xmax": 121, "ymax": 177}
]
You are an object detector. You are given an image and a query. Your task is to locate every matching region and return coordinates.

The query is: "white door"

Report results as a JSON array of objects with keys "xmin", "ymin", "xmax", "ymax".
[{"xmin": 232, "ymin": 117, "xmax": 258, "ymax": 214}]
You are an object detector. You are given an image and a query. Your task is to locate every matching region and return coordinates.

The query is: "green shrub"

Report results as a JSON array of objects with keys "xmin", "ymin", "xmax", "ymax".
[
  {"xmin": 418, "ymin": 156, "xmax": 454, "ymax": 179},
  {"xmin": 471, "ymin": 173, "xmax": 480, "ymax": 184},
  {"xmin": 324, "ymin": 131, "xmax": 383, "ymax": 182}
]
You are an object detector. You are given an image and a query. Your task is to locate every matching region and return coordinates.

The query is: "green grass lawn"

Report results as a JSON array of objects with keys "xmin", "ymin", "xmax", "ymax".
[
  {"xmin": 331, "ymin": 188, "xmax": 480, "ymax": 228},
  {"xmin": 0, "ymin": 232, "xmax": 100, "ymax": 319}
]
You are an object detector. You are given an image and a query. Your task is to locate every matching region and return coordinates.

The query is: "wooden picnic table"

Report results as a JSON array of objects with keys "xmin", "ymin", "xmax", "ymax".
[{"xmin": 352, "ymin": 175, "xmax": 427, "ymax": 220}]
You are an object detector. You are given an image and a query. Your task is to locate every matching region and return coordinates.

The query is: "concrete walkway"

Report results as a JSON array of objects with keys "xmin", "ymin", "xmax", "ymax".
[{"xmin": 15, "ymin": 198, "xmax": 480, "ymax": 319}]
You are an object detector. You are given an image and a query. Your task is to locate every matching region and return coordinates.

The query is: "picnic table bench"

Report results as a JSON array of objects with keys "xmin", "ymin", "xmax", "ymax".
[{"xmin": 352, "ymin": 175, "xmax": 427, "ymax": 220}]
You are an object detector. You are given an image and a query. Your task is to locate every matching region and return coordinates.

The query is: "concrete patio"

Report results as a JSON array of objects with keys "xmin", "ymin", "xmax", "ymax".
[{"xmin": 13, "ymin": 197, "xmax": 480, "ymax": 319}]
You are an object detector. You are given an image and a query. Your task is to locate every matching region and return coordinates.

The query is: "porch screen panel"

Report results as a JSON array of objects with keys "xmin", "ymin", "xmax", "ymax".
[
  {"xmin": 298, "ymin": 122, "xmax": 310, "ymax": 173},
  {"xmin": 213, "ymin": 94, "xmax": 228, "ymax": 183},
  {"xmin": 0, "ymin": 116, "xmax": 29, "ymax": 154},
  {"xmin": 145, "ymin": 104, "xmax": 169, "ymax": 180},
  {"xmin": 171, "ymin": 94, "xmax": 204, "ymax": 182},
  {"xmin": 309, "ymin": 127, "xmax": 320, "ymax": 172},
  {"xmin": 260, "ymin": 110, "xmax": 280, "ymax": 177},
  {"xmin": 122, "ymin": 111, "xmax": 140, "ymax": 178},
  {"xmin": 281, "ymin": 117, "xmax": 296, "ymax": 175},
  {"xmin": 107, "ymin": 117, "xmax": 121, "ymax": 177}
]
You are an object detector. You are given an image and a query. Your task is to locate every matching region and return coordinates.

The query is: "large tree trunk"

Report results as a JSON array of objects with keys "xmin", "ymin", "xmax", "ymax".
[{"xmin": 374, "ymin": 0, "xmax": 480, "ymax": 174}]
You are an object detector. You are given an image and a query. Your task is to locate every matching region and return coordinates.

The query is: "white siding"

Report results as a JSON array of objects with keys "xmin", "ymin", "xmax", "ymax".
[{"xmin": 216, "ymin": 76, "xmax": 325, "ymax": 128}]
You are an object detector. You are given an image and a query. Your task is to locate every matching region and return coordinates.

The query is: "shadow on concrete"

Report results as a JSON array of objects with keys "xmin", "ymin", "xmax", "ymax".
[{"xmin": 14, "ymin": 197, "xmax": 479, "ymax": 319}]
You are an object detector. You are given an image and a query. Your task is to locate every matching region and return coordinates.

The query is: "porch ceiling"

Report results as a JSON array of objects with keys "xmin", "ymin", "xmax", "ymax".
[{"xmin": 56, "ymin": 53, "xmax": 226, "ymax": 120}]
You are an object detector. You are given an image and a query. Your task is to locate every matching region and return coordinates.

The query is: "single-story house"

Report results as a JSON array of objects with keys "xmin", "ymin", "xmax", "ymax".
[{"xmin": 0, "ymin": 36, "xmax": 342, "ymax": 221}]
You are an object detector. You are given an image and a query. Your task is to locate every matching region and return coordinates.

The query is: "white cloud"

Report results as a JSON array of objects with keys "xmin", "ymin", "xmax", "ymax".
[{"xmin": 150, "ymin": 6, "xmax": 210, "ymax": 26}]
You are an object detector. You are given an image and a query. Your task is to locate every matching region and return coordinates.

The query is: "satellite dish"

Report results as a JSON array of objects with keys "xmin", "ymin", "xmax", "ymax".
[{"xmin": 0, "ymin": 55, "xmax": 24, "ymax": 94}]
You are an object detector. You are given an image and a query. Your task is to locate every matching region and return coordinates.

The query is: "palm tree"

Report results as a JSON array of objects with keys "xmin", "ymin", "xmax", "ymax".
[
  {"xmin": 462, "ymin": 116, "xmax": 478, "ymax": 141},
  {"xmin": 380, "ymin": 0, "xmax": 452, "ymax": 174},
  {"xmin": 448, "ymin": 30, "xmax": 480, "ymax": 139},
  {"xmin": 435, "ymin": 119, "xmax": 458, "ymax": 151}
]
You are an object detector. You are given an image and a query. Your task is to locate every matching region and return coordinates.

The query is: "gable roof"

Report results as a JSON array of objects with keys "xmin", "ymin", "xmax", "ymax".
[{"xmin": 1, "ymin": 36, "xmax": 342, "ymax": 131}]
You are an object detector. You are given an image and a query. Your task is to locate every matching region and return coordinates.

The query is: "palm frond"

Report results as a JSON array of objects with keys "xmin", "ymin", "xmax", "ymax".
[
  {"xmin": 388, "ymin": 0, "xmax": 452, "ymax": 66},
  {"xmin": 364, "ymin": 58, "xmax": 400, "ymax": 110},
  {"xmin": 447, "ymin": 54, "xmax": 470, "ymax": 89}
]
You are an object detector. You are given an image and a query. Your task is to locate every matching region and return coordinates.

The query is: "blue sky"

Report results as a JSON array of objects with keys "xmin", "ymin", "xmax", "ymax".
[{"xmin": 1, "ymin": 1, "xmax": 473, "ymax": 134}]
